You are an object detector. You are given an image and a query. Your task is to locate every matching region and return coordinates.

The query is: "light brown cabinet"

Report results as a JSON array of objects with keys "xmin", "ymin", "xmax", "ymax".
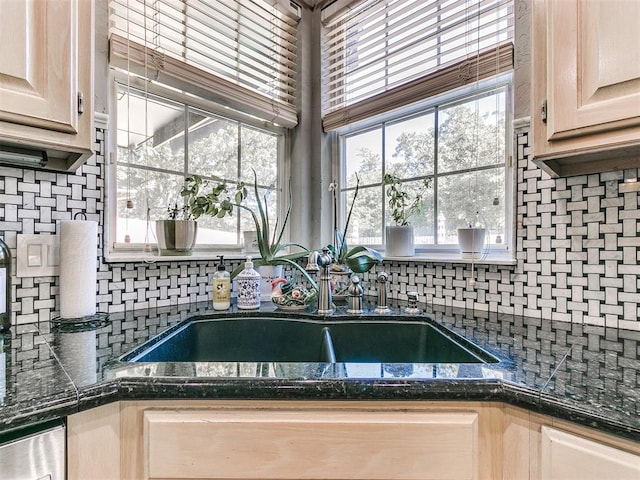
[
  {"xmin": 0, "ymin": 0, "xmax": 94, "ymax": 172},
  {"xmin": 503, "ymin": 406, "xmax": 640, "ymax": 480},
  {"xmin": 531, "ymin": 0, "xmax": 640, "ymax": 177},
  {"xmin": 68, "ymin": 400, "xmax": 504, "ymax": 480},
  {"xmin": 540, "ymin": 425, "xmax": 640, "ymax": 480},
  {"xmin": 68, "ymin": 400, "xmax": 640, "ymax": 480}
]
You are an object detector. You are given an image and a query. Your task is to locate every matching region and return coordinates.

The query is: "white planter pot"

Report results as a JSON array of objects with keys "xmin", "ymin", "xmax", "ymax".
[
  {"xmin": 256, "ymin": 265, "xmax": 284, "ymax": 302},
  {"xmin": 243, "ymin": 230, "xmax": 259, "ymax": 253},
  {"xmin": 155, "ymin": 220, "xmax": 197, "ymax": 255},
  {"xmin": 457, "ymin": 228, "xmax": 487, "ymax": 259},
  {"xmin": 385, "ymin": 225, "xmax": 415, "ymax": 257}
]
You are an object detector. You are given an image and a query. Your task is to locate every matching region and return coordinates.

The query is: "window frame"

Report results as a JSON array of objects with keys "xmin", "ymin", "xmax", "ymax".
[
  {"xmin": 333, "ymin": 73, "xmax": 515, "ymax": 261},
  {"xmin": 105, "ymin": 72, "xmax": 289, "ymax": 261}
]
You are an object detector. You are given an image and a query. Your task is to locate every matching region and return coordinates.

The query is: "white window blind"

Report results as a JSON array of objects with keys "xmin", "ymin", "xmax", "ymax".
[
  {"xmin": 109, "ymin": 0, "xmax": 300, "ymax": 128},
  {"xmin": 322, "ymin": 0, "xmax": 514, "ymax": 131}
]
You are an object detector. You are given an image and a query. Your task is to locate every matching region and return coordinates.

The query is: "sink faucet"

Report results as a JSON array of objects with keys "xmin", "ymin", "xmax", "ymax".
[
  {"xmin": 375, "ymin": 271, "xmax": 391, "ymax": 314},
  {"xmin": 306, "ymin": 247, "xmax": 334, "ymax": 315}
]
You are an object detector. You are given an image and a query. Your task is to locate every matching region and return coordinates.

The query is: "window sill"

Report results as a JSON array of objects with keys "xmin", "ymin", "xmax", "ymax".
[
  {"xmin": 383, "ymin": 252, "xmax": 516, "ymax": 266},
  {"xmin": 104, "ymin": 251, "xmax": 249, "ymax": 264},
  {"xmin": 105, "ymin": 249, "xmax": 516, "ymax": 266}
]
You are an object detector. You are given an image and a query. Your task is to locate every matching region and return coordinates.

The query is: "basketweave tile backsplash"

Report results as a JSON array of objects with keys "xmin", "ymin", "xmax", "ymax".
[{"xmin": 0, "ymin": 128, "xmax": 638, "ymax": 329}]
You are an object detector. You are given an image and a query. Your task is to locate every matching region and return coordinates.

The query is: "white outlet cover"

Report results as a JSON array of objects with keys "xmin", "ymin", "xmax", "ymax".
[{"xmin": 16, "ymin": 234, "xmax": 60, "ymax": 277}]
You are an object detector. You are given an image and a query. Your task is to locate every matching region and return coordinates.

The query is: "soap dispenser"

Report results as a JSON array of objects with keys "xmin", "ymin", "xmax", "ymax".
[
  {"xmin": 236, "ymin": 256, "xmax": 261, "ymax": 310},
  {"xmin": 212, "ymin": 256, "xmax": 231, "ymax": 311}
]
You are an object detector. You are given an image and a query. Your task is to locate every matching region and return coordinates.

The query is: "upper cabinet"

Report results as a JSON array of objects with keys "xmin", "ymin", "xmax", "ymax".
[
  {"xmin": 0, "ymin": 0, "xmax": 94, "ymax": 172},
  {"xmin": 531, "ymin": 0, "xmax": 640, "ymax": 177}
]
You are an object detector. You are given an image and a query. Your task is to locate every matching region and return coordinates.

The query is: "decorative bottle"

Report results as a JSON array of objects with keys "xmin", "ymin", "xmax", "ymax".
[
  {"xmin": 236, "ymin": 256, "xmax": 261, "ymax": 310},
  {"xmin": 0, "ymin": 237, "xmax": 11, "ymax": 331},
  {"xmin": 212, "ymin": 256, "xmax": 231, "ymax": 311}
]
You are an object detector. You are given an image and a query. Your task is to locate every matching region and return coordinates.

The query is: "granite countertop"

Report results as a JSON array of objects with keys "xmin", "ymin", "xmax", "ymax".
[{"xmin": 0, "ymin": 299, "xmax": 638, "ymax": 441}]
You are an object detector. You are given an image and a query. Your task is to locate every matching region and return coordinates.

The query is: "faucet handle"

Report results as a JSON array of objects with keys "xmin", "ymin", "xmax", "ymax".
[
  {"xmin": 347, "ymin": 275, "xmax": 364, "ymax": 314},
  {"xmin": 405, "ymin": 291, "xmax": 421, "ymax": 315}
]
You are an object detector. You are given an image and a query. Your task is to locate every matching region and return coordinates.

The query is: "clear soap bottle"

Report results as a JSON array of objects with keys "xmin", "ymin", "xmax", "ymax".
[
  {"xmin": 212, "ymin": 256, "xmax": 231, "ymax": 311},
  {"xmin": 236, "ymin": 256, "xmax": 261, "ymax": 310}
]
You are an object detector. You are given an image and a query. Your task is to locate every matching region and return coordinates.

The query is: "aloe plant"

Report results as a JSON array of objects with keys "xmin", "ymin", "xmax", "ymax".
[{"xmin": 181, "ymin": 171, "xmax": 316, "ymax": 288}]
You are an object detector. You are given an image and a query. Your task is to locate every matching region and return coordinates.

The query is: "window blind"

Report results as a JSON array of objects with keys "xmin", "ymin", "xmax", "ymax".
[
  {"xmin": 110, "ymin": 0, "xmax": 300, "ymax": 128},
  {"xmin": 322, "ymin": 0, "xmax": 514, "ymax": 131}
]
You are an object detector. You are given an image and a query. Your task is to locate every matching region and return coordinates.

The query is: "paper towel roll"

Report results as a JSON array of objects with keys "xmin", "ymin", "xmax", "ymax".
[{"xmin": 60, "ymin": 220, "xmax": 97, "ymax": 318}]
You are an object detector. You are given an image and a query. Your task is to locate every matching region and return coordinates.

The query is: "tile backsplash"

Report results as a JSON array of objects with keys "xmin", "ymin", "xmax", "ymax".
[{"xmin": 0, "ymin": 127, "xmax": 638, "ymax": 330}]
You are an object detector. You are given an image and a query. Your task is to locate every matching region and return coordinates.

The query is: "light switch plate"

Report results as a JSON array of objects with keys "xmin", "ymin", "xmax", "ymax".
[{"xmin": 16, "ymin": 234, "xmax": 60, "ymax": 277}]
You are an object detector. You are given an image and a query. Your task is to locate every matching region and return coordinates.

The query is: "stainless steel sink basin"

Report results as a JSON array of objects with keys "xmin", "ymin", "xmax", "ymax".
[{"xmin": 121, "ymin": 316, "xmax": 498, "ymax": 365}]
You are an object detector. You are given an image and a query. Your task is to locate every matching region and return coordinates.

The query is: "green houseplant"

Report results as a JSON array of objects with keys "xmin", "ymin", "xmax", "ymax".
[
  {"xmin": 181, "ymin": 171, "xmax": 317, "ymax": 290},
  {"xmin": 154, "ymin": 180, "xmax": 218, "ymax": 256},
  {"xmin": 328, "ymin": 174, "xmax": 383, "ymax": 274},
  {"xmin": 383, "ymin": 173, "xmax": 431, "ymax": 257}
]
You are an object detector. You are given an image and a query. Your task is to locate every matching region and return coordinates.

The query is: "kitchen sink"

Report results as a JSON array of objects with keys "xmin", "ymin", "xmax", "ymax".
[{"xmin": 121, "ymin": 316, "xmax": 498, "ymax": 365}]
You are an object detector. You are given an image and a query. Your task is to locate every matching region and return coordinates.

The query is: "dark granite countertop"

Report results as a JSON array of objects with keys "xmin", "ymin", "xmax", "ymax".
[{"xmin": 0, "ymin": 300, "xmax": 638, "ymax": 441}]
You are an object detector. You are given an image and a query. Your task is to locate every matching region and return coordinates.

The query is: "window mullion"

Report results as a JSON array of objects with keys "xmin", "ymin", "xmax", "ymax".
[
  {"xmin": 432, "ymin": 106, "xmax": 438, "ymax": 245},
  {"xmin": 184, "ymin": 104, "xmax": 189, "ymax": 176}
]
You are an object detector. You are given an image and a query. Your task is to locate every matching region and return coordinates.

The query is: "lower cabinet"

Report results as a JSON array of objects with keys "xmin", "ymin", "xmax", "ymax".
[
  {"xmin": 502, "ymin": 406, "xmax": 640, "ymax": 480},
  {"xmin": 68, "ymin": 400, "xmax": 503, "ymax": 480},
  {"xmin": 67, "ymin": 400, "xmax": 640, "ymax": 480},
  {"xmin": 540, "ymin": 425, "xmax": 640, "ymax": 480}
]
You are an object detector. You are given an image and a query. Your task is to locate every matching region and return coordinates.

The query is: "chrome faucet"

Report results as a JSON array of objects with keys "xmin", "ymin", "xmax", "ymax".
[
  {"xmin": 306, "ymin": 247, "xmax": 334, "ymax": 315},
  {"xmin": 347, "ymin": 275, "xmax": 364, "ymax": 314},
  {"xmin": 375, "ymin": 271, "xmax": 391, "ymax": 314}
]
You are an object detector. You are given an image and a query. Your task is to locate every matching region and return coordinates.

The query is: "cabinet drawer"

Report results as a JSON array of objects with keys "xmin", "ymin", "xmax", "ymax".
[{"xmin": 143, "ymin": 408, "xmax": 479, "ymax": 480}]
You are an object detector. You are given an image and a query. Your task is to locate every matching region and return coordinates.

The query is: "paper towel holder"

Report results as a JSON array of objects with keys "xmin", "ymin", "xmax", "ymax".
[{"xmin": 53, "ymin": 312, "xmax": 109, "ymax": 329}]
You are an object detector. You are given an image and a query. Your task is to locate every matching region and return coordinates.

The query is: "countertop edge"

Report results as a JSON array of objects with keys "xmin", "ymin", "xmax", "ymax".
[{"xmin": 4, "ymin": 377, "xmax": 635, "ymax": 442}]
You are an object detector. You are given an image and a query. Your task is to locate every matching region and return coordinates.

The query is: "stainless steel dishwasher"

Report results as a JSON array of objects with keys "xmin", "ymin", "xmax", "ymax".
[{"xmin": 0, "ymin": 420, "xmax": 65, "ymax": 480}]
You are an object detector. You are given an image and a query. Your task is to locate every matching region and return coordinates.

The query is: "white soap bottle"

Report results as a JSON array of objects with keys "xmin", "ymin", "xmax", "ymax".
[
  {"xmin": 236, "ymin": 256, "xmax": 261, "ymax": 310},
  {"xmin": 212, "ymin": 256, "xmax": 231, "ymax": 311}
]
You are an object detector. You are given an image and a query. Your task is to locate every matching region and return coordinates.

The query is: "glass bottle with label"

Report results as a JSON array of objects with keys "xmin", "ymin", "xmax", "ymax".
[
  {"xmin": 0, "ymin": 237, "xmax": 11, "ymax": 331},
  {"xmin": 212, "ymin": 256, "xmax": 231, "ymax": 311}
]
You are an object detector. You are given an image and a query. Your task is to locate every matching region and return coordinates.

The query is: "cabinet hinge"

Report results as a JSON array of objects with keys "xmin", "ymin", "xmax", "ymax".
[
  {"xmin": 77, "ymin": 92, "xmax": 85, "ymax": 115},
  {"xmin": 541, "ymin": 100, "xmax": 547, "ymax": 124}
]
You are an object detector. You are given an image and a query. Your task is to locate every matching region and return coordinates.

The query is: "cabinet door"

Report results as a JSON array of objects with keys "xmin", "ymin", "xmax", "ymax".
[
  {"xmin": 0, "ymin": 0, "xmax": 77, "ymax": 133},
  {"xmin": 546, "ymin": 0, "xmax": 640, "ymax": 140},
  {"xmin": 0, "ymin": 0, "xmax": 93, "ymax": 171},
  {"xmin": 531, "ymin": 0, "xmax": 640, "ymax": 176},
  {"xmin": 541, "ymin": 426, "xmax": 640, "ymax": 480},
  {"xmin": 143, "ymin": 408, "xmax": 480, "ymax": 480}
]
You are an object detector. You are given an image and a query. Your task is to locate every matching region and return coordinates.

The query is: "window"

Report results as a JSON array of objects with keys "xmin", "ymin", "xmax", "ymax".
[
  {"xmin": 339, "ymin": 83, "xmax": 509, "ymax": 252},
  {"xmin": 325, "ymin": 0, "xmax": 514, "ymax": 257},
  {"xmin": 114, "ymin": 83, "xmax": 282, "ymax": 250},
  {"xmin": 107, "ymin": 0, "xmax": 297, "ymax": 254}
]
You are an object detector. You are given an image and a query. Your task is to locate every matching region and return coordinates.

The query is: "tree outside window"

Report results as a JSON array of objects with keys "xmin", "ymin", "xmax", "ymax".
[
  {"xmin": 341, "ymin": 88, "xmax": 507, "ymax": 249},
  {"xmin": 115, "ymin": 84, "xmax": 280, "ymax": 248}
]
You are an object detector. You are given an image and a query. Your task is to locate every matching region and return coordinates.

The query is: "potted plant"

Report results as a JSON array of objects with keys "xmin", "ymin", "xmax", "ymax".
[
  {"xmin": 457, "ymin": 224, "xmax": 487, "ymax": 259},
  {"xmin": 326, "ymin": 175, "xmax": 383, "ymax": 298},
  {"xmin": 383, "ymin": 173, "xmax": 432, "ymax": 257},
  {"xmin": 154, "ymin": 177, "xmax": 224, "ymax": 256},
  {"xmin": 182, "ymin": 170, "xmax": 317, "ymax": 299}
]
